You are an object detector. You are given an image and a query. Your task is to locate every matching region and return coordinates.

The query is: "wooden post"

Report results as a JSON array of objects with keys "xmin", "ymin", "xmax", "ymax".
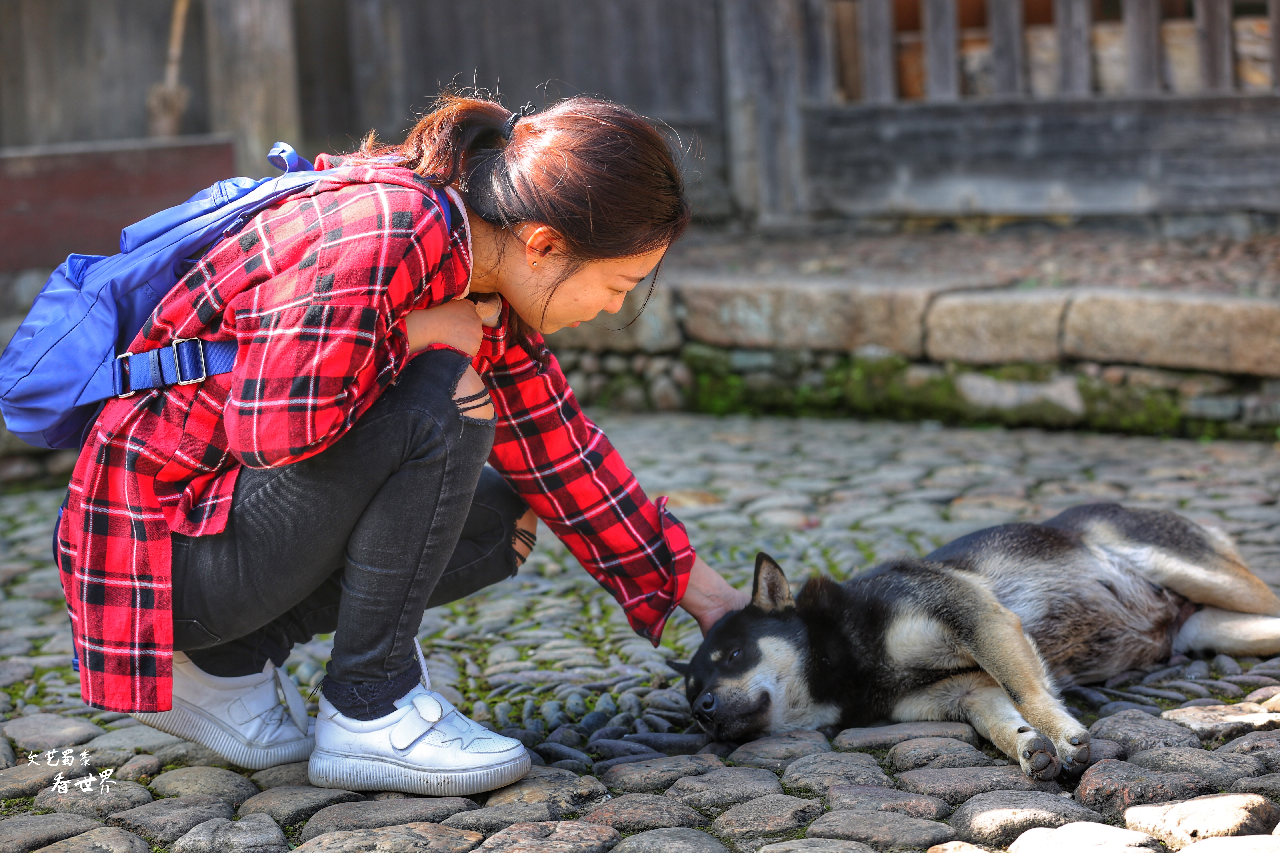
[
  {"xmin": 988, "ymin": 0, "xmax": 1026, "ymax": 97},
  {"xmin": 345, "ymin": 0, "xmax": 410, "ymax": 141},
  {"xmin": 858, "ymin": 0, "xmax": 897, "ymax": 104},
  {"xmin": 1272, "ymin": 0, "xmax": 1280, "ymax": 92},
  {"xmin": 1054, "ymin": 0, "xmax": 1092, "ymax": 96},
  {"xmin": 203, "ymin": 0, "xmax": 303, "ymax": 175},
  {"xmin": 832, "ymin": 0, "xmax": 862, "ymax": 101},
  {"xmin": 720, "ymin": 0, "xmax": 808, "ymax": 226},
  {"xmin": 1122, "ymin": 0, "xmax": 1163, "ymax": 94},
  {"xmin": 1196, "ymin": 0, "xmax": 1234, "ymax": 92},
  {"xmin": 800, "ymin": 0, "xmax": 838, "ymax": 105},
  {"xmin": 295, "ymin": 0, "xmax": 357, "ymax": 154},
  {"xmin": 922, "ymin": 0, "xmax": 960, "ymax": 101}
]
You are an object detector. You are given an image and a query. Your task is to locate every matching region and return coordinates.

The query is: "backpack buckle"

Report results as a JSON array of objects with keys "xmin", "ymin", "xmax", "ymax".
[
  {"xmin": 172, "ymin": 339, "xmax": 207, "ymax": 385},
  {"xmin": 115, "ymin": 352, "xmax": 137, "ymax": 398}
]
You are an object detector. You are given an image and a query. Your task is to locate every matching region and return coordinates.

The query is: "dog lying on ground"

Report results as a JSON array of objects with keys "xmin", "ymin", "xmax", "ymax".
[{"xmin": 674, "ymin": 503, "xmax": 1280, "ymax": 781}]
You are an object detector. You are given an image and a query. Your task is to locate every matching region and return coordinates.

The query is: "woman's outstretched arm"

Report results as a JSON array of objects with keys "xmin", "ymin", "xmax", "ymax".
[{"xmin": 680, "ymin": 556, "xmax": 751, "ymax": 635}]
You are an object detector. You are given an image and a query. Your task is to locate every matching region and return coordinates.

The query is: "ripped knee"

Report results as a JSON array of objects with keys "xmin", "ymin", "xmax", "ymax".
[
  {"xmin": 453, "ymin": 366, "xmax": 494, "ymax": 420},
  {"xmin": 511, "ymin": 507, "xmax": 538, "ymax": 566}
]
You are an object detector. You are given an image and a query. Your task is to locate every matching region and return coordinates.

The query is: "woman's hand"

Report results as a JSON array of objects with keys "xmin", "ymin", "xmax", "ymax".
[
  {"xmin": 679, "ymin": 556, "xmax": 751, "ymax": 636},
  {"xmin": 404, "ymin": 299, "xmax": 485, "ymax": 356}
]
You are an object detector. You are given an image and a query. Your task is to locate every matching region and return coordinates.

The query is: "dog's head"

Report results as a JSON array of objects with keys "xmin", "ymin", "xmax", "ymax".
[{"xmin": 673, "ymin": 553, "xmax": 834, "ymax": 742}]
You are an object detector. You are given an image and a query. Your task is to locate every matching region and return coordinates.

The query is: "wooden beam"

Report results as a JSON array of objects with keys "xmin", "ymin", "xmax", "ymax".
[
  {"xmin": 719, "ymin": 0, "xmax": 808, "ymax": 225},
  {"xmin": 988, "ymin": 0, "xmax": 1026, "ymax": 97},
  {"xmin": 806, "ymin": 95, "xmax": 1280, "ymax": 219},
  {"xmin": 857, "ymin": 0, "xmax": 897, "ymax": 104},
  {"xmin": 1054, "ymin": 0, "xmax": 1092, "ymax": 96},
  {"xmin": 922, "ymin": 0, "xmax": 960, "ymax": 101},
  {"xmin": 1122, "ymin": 0, "xmax": 1162, "ymax": 94},
  {"xmin": 203, "ymin": 0, "xmax": 302, "ymax": 175},
  {"xmin": 1195, "ymin": 0, "xmax": 1234, "ymax": 93}
]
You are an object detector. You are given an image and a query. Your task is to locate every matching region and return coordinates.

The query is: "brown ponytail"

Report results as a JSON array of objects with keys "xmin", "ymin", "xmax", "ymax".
[{"xmin": 350, "ymin": 91, "xmax": 691, "ymax": 352}]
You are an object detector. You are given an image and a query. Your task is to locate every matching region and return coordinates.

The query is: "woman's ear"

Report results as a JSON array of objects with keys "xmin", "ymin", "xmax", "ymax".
[{"xmin": 521, "ymin": 225, "xmax": 557, "ymax": 267}]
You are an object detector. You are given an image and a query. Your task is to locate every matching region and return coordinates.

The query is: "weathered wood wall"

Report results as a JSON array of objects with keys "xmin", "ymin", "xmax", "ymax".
[
  {"xmin": 344, "ymin": 0, "xmax": 731, "ymax": 217},
  {"xmin": 0, "ymin": 0, "xmax": 732, "ymax": 215},
  {"xmin": 5, "ymin": 0, "xmax": 1280, "ymax": 230},
  {"xmin": 0, "ymin": 0, "xmax": 211, "ymax": 147},
  {"xmin": 806, "ymin": 95, "xmax": 1280, "ymax": 217}
]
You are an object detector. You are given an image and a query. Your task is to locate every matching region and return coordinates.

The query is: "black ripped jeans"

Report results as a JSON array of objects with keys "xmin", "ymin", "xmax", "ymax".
[{"xmin": 169, "ymin": 349, "xmax": 526, "ymax": 721}]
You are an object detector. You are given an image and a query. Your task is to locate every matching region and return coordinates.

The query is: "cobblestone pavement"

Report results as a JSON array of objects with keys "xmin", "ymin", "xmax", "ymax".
[
  {"xmin": 4, "ymin": 414, "xmax": 1280, "ymax": 851},
  {"xmin": 668, "ymin": 225, "xmax": 1280, "ymax": 298}
]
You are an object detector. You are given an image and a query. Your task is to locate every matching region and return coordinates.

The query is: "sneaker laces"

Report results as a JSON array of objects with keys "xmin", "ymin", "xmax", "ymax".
[
  {"xmin": 413, "ymin": 640, "xmax": 433, "ymax": 691},
  {"xmin": 411, "ymin": 640, "xmax": 470, "ymax": 743},
  {"xmin": 391, "ymin": 641, "xmax": 492, "ymax": 750},
  {"xmin": 256, "ymin": 664, "xmax": 310, "ymax": 735}
]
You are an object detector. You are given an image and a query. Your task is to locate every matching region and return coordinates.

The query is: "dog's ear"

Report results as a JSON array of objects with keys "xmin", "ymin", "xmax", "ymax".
[
  {"xmin": 666, "ymin": 660, "xmax": 691, "ymax": 675},
  {"xmin": 752, "ymin": 552, "xmax": 794, "ymax": 612}
]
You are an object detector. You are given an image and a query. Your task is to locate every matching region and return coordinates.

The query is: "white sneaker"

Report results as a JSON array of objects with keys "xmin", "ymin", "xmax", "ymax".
[
  {"xmin": 308, "ymin": 642, "xmax": 530, "ymax": 795},
  {"xmin": 131, "ymin": 652, "xmax": 314, "ymax": 770}
]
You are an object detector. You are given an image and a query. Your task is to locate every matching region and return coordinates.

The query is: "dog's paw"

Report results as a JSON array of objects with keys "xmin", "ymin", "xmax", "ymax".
[
  {"xmin": 1056, "ymin": 730, "xmax": 1092, "ymax": 777},
  {"xmin": 1016, "ymin": 728, "xmax": 1060, "ymax": 780}
]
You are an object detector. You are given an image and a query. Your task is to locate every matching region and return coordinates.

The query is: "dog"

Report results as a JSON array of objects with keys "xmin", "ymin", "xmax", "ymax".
[{"xmin": 674, "ymin": 503, "xmax": 1280, "ymax": 780}]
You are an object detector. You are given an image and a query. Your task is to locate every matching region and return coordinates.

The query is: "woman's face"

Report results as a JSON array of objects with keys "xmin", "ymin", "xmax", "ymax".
[{"xmin": 501, "ymin": 245, "xmax": 668, "ymax": 335}]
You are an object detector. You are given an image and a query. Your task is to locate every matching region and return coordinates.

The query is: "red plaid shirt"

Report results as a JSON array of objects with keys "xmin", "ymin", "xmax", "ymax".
[{"xmin": 58, "ymin": 159, "xmax": 695, "ymax": 713}]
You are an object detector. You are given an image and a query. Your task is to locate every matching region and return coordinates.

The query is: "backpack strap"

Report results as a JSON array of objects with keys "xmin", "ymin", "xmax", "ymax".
[
  {"xmin": 435, "ymin": 188, "xmax": 452, "ymax": 233},
  {"xmin": 110, "ymin": 163, "xmax": 443, "ymax": 402},
  {"xmin": 111, "ymin": 338, "xmax": 238, "ymax": 398}
]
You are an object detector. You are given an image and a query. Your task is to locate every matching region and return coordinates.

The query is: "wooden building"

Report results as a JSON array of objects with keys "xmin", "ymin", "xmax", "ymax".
[{"xmin": 3, "ymin": 0, "xmax": 1280, "ymax": 260}]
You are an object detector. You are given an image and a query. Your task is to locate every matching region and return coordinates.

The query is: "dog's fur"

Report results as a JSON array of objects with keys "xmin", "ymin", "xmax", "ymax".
[{"xmin": 676, "ymin": 503, "xmax": 1280, "ymax": 780}]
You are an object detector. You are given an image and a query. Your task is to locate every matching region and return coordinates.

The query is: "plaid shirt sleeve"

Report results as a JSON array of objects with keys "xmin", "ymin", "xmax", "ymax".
[
  {"xmin": 483, "ymin": 330, "xmax": 695, "ymax": 644},
  {"xmin": 216, "ymin": 180, "xmax": 468, "ymax": 468}
]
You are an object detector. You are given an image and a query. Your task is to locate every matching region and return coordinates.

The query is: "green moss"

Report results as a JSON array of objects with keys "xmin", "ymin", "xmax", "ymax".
[
  {"xmin": 0, "ymin": 473, "xmax": 73, "ymax": 496},
  {"xmin": 689, "ymin": 373, "xmax": 747, "ymax": 415},
  {"xmin": 593, "ymin": 374, "xmax": 646, "ymax": 409},
  {"xmin": 1079, "ymin": 378, "xmax": 1183, "ymax": 435},
  {"xmin": 681, "ymin": 342, "xmax": 732, "ymax": 378},
  {"xmin": 0, "ymin": 797, "xmax": 42, "ymax": 819},
  {"xmin": 982, "ymin": 363, "xmax": 1056, "ymax": 383},
  {"xmin": 1184, "ymin": 419, "xmax": 1278, "ymax": 442},
  {"xmin": 672, "ymin": 343, "xmax": 1265, "ymax": 442},
  {"xmin": 842, "ymin": 357, "xmax": 972, "ymax": 423},
  {"xmin": 283, "ymin": 821, "xmax": 308, "ymax": 846}
]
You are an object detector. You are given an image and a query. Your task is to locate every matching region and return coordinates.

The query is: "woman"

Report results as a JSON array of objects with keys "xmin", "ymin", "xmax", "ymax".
[{"xmin": 57, "ymin": 93, "xmax": 748, "ymax": 797}]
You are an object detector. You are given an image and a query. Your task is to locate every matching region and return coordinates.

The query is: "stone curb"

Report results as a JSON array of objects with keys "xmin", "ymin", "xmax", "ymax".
[
  {"xmin": 2, "ymin": 271, "xmax": 1280, "ymax": 471},
  {"xmin": 547, "ymin": 275, "xmax": 1280, "ymax": 379}
]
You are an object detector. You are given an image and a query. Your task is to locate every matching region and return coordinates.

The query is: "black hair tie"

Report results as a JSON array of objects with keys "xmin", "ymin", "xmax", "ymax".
[{"xmin": 500, "ymin": 102, "xmax": 537, "ymax": 141}]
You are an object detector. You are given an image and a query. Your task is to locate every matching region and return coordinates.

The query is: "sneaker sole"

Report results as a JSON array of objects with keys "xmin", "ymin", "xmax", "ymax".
[
  {"xmin": 308, "ymin": 748, "xmax": 531, "ymax": 796},
  {"xmin": 131, "ymin": 702, "xmax": 314, "ymax": 771}
]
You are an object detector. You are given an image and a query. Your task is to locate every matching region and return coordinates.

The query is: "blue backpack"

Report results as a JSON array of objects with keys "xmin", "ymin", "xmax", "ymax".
[{"xmin": 0, "ymin": 143, "xmax": 333, "ymax": 450}]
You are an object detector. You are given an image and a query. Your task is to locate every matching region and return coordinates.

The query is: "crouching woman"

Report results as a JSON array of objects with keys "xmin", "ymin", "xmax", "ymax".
[{"xmin": 56, "ymin": 93, "xmax": 747, "ymax": 796}]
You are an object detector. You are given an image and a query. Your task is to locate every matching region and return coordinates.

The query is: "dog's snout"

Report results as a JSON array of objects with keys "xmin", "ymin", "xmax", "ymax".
[{"xmin": 696, "ymin": 692, "xmax": 717, "ymax": 715}]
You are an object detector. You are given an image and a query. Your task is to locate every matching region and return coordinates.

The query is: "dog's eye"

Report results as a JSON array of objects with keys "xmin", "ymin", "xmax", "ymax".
[{"xmin": 729, "ymin": 649, "xmax": 741, "ymax": 661}]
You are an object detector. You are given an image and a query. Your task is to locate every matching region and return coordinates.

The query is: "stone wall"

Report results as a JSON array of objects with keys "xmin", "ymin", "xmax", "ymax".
[
  {"xmin": 1, "ymin": 269, "xmax": 1278, "ymax": 488},
  {"xmin": 545, "ymin": 275, "xmax": 1280, "ymax": 441}
]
